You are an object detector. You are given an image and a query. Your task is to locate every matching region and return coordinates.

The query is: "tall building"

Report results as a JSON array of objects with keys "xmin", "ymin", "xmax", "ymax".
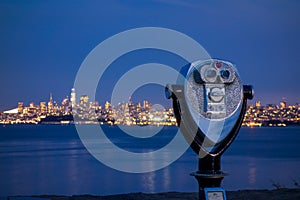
[
  {"xmin": 70, "ymin": 88, "xmax": 76, "ymax": 108},
  {"xmin": 61, "ymin": 97, "xmax": 69, "ymax": 114},
  {"xmin": 137, "ymin": 102, "xmax": 141, "ymax": 112},
  {"xmin": 105, "ymin": 101, "xmax": 111, "ymax": 110},
  {"xmin": 28, "ymin": 102, "xmax": 37, "ymax": 114},
  {"xmin": 40, "ymin": 102, "xmax": 47, "ymax": 114},
  {"xmin": 17, "ymin": 102, "xmax": 24, "ymax": 114},
  {"xmin": 79, "ymin": 95, "xmax": 89, "ymax": 107},
  {"xmin": 143, "ymin": 100, "xmax": 151, "ymax": 110},
  {"xmin": 48, "ymin": 93, "xmax": 54, "ymax": 114}
]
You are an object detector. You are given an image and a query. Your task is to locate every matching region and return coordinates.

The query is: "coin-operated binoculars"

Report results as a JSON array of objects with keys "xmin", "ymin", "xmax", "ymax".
[{"xmin": 165, "ymin": 59, "xmax": 253, "ymax": 200}]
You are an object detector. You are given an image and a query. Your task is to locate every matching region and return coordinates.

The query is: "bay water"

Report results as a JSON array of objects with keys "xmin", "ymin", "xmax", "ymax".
[{"xmin": 0, "ymin": 125, "xmax": 299, "ymax": 196}]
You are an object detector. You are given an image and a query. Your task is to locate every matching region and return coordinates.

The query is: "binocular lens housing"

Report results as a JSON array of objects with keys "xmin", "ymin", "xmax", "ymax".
[{"xmin": 166, "ymin": 59, "xmax": 253, "ymax": 156}]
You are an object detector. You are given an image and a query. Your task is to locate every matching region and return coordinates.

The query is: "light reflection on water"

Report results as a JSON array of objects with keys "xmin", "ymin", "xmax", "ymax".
[
  {"xmin": 248, "ymin": 158, "xmax": 257, "ymax": 186},
  {"xmin": 0, "ymin": 125, "xmax": 300, "ymax": 196}
]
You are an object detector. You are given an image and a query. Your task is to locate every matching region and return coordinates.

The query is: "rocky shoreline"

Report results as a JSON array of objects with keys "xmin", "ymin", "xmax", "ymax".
[{"xmin": 8, "ymin": 189, "xmax": 300, "ymax": 200}]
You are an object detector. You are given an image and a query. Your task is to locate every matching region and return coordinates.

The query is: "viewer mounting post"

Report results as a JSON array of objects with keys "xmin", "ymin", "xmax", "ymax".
[{"xmin": 166, "ymin": 59, "xmax": 253, "ymax": 200}]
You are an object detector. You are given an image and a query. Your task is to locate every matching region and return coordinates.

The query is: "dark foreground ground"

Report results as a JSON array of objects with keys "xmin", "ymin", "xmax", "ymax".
[{"xmin": 8, "ymin": 189, "xmax": 300, "ymax": 200}]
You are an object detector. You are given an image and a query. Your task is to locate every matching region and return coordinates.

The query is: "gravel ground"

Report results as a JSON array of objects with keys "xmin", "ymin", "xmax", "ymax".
[{"xmin": 9, "ymin": 189, "xmax": 300, "ymax": 200}]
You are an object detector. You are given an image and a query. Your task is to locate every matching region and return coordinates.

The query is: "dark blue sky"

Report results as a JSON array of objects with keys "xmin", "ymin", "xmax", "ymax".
[{"xmin": 1, "ymin": 0, "xmax": 300, "ymax": 111}]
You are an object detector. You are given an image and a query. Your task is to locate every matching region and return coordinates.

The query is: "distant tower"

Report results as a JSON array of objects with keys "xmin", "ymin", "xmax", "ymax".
[
  {"xmin": 70, "ymin": 88, "xmax": 76, "ymax": 108},
  {"xmin": 48, "ymin": 93, "xmax": 54, "ymax": 114}
]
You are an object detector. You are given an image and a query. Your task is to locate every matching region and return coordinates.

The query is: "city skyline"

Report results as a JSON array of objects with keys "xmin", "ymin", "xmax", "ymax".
[
  {"xmin": 1, "ymin": 87, "xmax": 299, "ymax": 127},
  {"xmin": 1, "ymin": 87, "xmax": 299, "ymax": 113},
  {"xmin": 1, "ymin": 1, "xmax": 300, "ymax": 111}
]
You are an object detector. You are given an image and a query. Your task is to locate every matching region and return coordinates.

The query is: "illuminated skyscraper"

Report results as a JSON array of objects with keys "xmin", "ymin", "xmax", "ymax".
[
  {"xmin": 17, "ymin": 102, "xmax": 24, "ymax": 114},
  {"xmin": 79, "ymin": 95, "xmax": 89, "ymax": 107},
  {"xmin": 28, "ymin": 102, "xmax": 37, "ymax": 114},
  {"xmin": 70, "ymin": 88, "xmax": 76, "ymax": 108},
  {"xmin": 40, "ymin": 102, "xmax": 47, "ymax": 114},
  {"xmin": 143, "ymin": 100, "xmax": 150, "ymax": 109},
  {"xmin": 137, "ymin": 102, "xmax": 141, "ymax": 112},
  {"xmin": 105, "ymin": 101, "xmax": 111, "ymax": 110},
  {"xmin": 48, "ymin": 93, "xmax": 54, "ymax": 114}
]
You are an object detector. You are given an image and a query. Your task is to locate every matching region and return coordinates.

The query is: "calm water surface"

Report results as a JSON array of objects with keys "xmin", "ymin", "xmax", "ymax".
[{"xmin": 0, "ymin": 125, "xmax": 299, "ymax": 196}]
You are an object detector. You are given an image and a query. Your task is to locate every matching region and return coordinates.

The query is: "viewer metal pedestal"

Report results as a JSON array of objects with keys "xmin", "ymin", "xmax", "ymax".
[{"xmin": 191, "ymin": 156, "xmax": 227, "ymax": 200}]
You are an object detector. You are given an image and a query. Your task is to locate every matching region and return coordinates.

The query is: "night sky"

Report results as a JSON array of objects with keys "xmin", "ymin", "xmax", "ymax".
[{"xmin": 1, "ymin": 0, "xmax": 300, "ymax": 111}]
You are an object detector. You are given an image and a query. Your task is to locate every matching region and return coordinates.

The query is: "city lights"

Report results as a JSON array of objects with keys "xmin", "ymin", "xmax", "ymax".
[{"xmin": 0, "ymin": 89, "xmax": 299, "ymax": 127}]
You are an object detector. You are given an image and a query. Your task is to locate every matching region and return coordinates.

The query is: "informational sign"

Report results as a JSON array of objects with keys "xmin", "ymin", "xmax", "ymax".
[{"xmin": 204, "ymin": 188, "xmax": 227, "ymax": 200}]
